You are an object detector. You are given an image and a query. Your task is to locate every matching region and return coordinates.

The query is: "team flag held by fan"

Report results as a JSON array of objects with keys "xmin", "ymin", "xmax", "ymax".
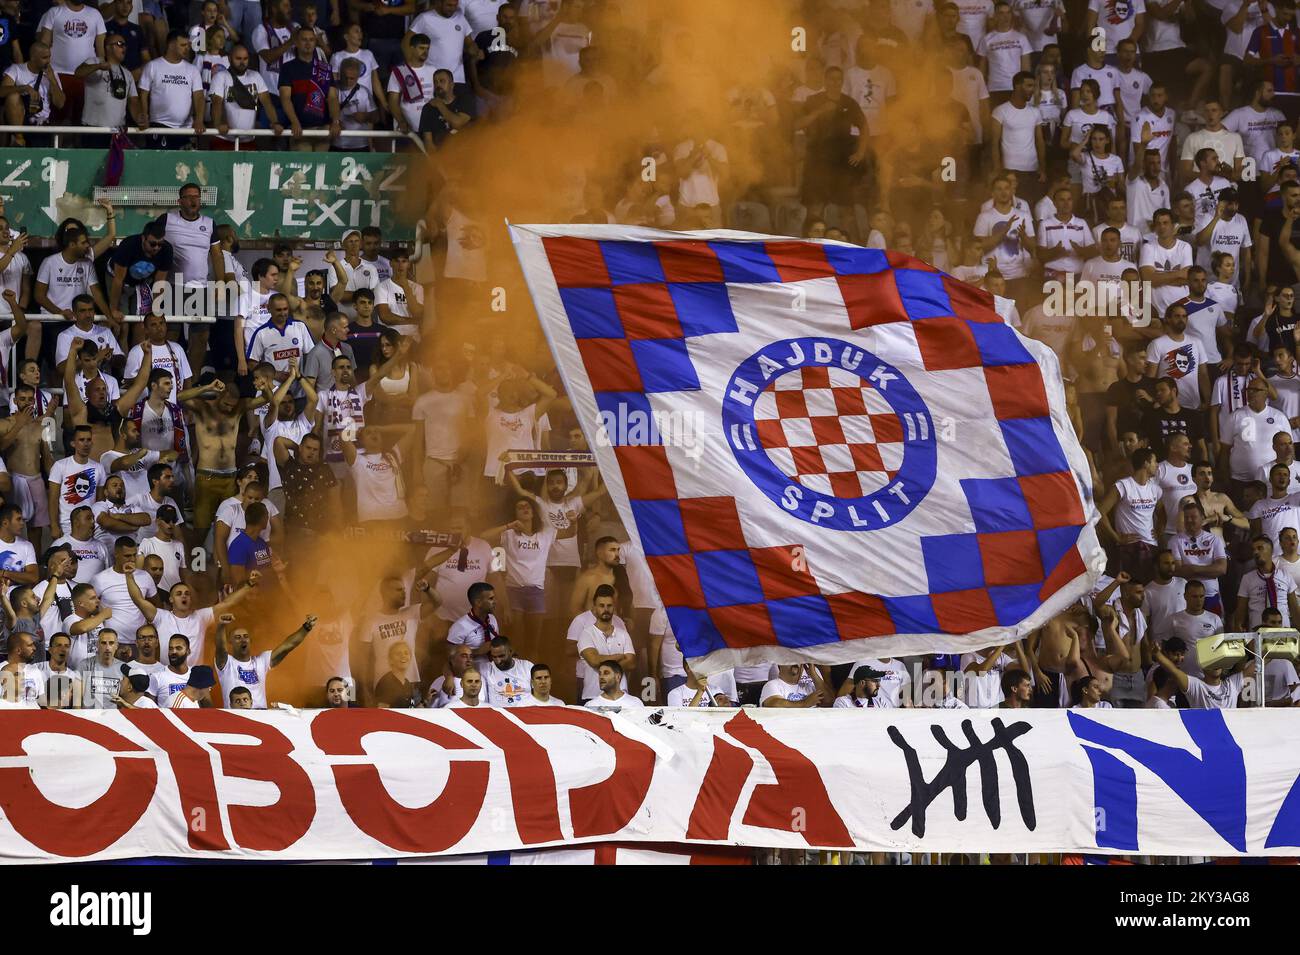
[{"xmin": 510, "ymin": 224, "xmax": 1104, "ymax": 675}]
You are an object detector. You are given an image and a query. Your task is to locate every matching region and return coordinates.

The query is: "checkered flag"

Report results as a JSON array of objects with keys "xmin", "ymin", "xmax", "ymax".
[{"xmin": 511, "ymin": 224, "xmax": 1102, "ymax": 674}]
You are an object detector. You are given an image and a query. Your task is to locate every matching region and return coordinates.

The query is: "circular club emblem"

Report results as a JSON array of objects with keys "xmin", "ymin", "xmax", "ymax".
[{"xmin": 723, "ymin": 337, "xmax": 937, "ymax": 531}]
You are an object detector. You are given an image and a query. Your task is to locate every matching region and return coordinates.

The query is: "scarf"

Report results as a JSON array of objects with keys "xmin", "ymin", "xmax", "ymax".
[
  {"xmin": 469, "ymin": 610, "xmax": 498, "ymax": 643},
  {"xmin": 394, "ymin": 63, "xmax": 425, "ymax": 103},
  {"xmin": 300, "ymin": 53, "xmax": 331, "ymax": 121},
  {"xmin": 129, "ymin": 397, "xmax": 189, "ymax": 462}
]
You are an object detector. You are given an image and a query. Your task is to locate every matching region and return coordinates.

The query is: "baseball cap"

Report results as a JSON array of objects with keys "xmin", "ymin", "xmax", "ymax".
[
  {"xmin": 187, "ymin": 666, "xmax": 216, "ymax": 689},
  {"xmin": 341, "ymin": 229, "xmax": 361, "ymax": 242},
  {"xmin": 853, "ymin": 666, "xmax": 888, "ymax": 681},
  {"xmin": 118, "ymin": 666, "xmax": 151, "ymax": 694}
]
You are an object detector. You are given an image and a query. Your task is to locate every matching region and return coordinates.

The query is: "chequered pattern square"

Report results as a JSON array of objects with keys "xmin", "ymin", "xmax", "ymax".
[
  {"xmin": 753, "ymin": 366, "xmax": 902, "ymax": 497},
  {"xmin": 538, "ymin": 236, "xmax": 1090, "ymax": 654}
]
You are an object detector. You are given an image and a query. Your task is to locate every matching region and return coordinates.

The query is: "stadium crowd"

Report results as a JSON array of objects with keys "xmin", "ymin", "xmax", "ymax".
[{"xmin": 0, "ymin": 0, "xmax": 1296, "ymax": 715}]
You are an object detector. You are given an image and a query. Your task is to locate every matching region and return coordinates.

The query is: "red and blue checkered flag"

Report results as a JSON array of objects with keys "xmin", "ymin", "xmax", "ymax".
[{"xmin": 511, "ymin": 225, "xmax": 1103, "ymax": 674}]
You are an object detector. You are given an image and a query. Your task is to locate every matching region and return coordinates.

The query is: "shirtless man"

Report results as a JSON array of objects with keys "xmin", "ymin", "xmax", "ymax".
[
  {"xmin": 0, "ymin": 383, "xmax": 55, "ymax": 553},
  {"xmin": 1028, "ymin": 608, "xmax": 1092, "ymax": 707},
  {"xmin": 183, "ymin": 375, "xmax": 273, "ymax": 551},
  {"xmin": 1088, "ymin": 595, "xmax": 1139, "ymax": 705},
  {"xmin": 62, "ymin": 337, "xmax": 152, "ymax": 459},
  {"xmin": 568, "ymin": 536, "xmax": 622, "ymax": 619}
]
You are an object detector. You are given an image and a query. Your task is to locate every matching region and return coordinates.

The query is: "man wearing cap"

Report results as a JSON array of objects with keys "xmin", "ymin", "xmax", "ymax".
[
  {"xmin": 171, "ymin": 664, "xmax": 215, "ymax": 708},
  {"xmin": 113, "ymin": 667, "xmax": 157, "ymax": 708},
  {"xmin": 833, "ymin": 666, "xmax": 888, "ymax": 708}
]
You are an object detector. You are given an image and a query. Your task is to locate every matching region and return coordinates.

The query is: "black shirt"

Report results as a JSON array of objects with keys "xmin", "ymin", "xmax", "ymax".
[
  {"xmin": 1144, "ymin": 406, "xmax": 1206, "ymax": 456},
  {"xmin": 282, "ymin": 456, "xmax": 338, "ymax": 531},
  {"xmin": 106, "ymin": 18, "xmax": 146, "ymax": 71},
  {"xmin": 111, "ymin": 233, "xmax": 174, "ymax": 288},
  {"xmin": 474, "ymin": 28, "xmax": 517, "ymax": 94},
  {"xmin": 0, "ymin": 13, "xmax": 35, "ymax": 74},
  {"xmin": 374, "ymin": 672, "xmax": 420, "ymax": 708},
  {"xmin": 1260, "ymin": 210, "xmax": 1300, "ymax": 287},
  {"xmin": 346, "ymin": 319, "xmax": 391, "ymax": 378},
  {"xmin": 1106, "ymin": 375, "xmax": 1157, "ymax": 442},
  {"xmin": 801, "ymin": 91, "xmax": 864, "ymax": 150},
  {"xmin": 362, "ymin": 1, "xmax": 409, "ymax": 40},
  {"xmin": 279, "ymin": 55, "xmax": 331, "ymax": 127},
  {"xmin": 417, "ymin": 84, "xmax": 475, "ymax": 147}
]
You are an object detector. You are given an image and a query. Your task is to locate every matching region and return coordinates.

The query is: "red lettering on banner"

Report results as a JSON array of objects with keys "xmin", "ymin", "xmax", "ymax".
[
  {"xmin": 712, "ymin": 711, "xmax": 853, "ymax": 847},
  {"xmin": 174, "ymin": 710, "xmax": 316, "ymax": 852},
  {"xmin": 126, "ymin": 711, "xmax": 230, "ymax": 850},
  {"xmin": 685, "ymin": 735, "xmax": 754, "ymax": 841},
  {"xmin": 509, "ymin": 707, "xmax": 655, "ymax": 838},
  {"xmin": 450, "ymin": 708, "xmax": 564, "ymax": 844},
  {"xmin": 312, "ymin": 709, "xmax": 490, "ymax": 853},
  {"xmin": 0, "ymin": 711, "xmax": 157, "ymax": 857}
]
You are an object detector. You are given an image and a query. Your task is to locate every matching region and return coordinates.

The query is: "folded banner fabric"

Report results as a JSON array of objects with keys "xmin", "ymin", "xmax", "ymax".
[
  {"xmin": 2, "ymin": 708, "xmax": 1298, "ymax": 861},
  {"xmin": 509, "ymin": 225, "xmax": 1104, "ymax": 674}
]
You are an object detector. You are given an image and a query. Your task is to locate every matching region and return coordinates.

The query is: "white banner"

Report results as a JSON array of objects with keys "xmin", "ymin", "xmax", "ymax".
[{"xmin": 1, "ymin": 708, "xmax": 1298, "ymax": 861}]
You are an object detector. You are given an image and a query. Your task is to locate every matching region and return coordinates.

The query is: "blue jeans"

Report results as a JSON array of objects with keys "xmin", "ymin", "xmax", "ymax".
[{"xmin": 226, "ymin": 0, "xmax": 263, "ymax": 45}]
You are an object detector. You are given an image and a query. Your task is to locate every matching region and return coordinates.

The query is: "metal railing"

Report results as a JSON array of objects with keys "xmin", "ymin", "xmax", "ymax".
[{"xmin": 0, "ymin": 124, "xmax": 426, "ymax": 153}]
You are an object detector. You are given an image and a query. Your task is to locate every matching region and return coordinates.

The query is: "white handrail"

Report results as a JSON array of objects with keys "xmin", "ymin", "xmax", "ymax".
[
  {"xmin": 0, "ymin": 124, "xmax": 426, "ymax": 153},
  {"xmin": 16, "ymin": 312, "xmax": 219, "ymax": 323}
]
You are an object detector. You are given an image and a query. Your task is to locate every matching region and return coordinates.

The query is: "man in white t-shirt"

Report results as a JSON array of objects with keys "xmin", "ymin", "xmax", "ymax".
[
  {"xmin": 977, "ymin": 3, "xmax": 1031, "ymax": 94},
  {"xmin": 1144, "ymin": 303, "xmax": 1210, "ymax": 411},
  {"xmin": 974, "ymin": 174, "xmax": 1037, "ymax": 286},
  {"xmin": 210, "ymin": 44, "xmax": 283, "ymax": 146},
  {"xmin": 213, "ymin": 611, "xmax": 313, "ymax": 708},
  {"xmin": 761, "ymin": 663, "xmax": 826, "ymax": 707},
  {"xmin": 1098, "ymin": 447, "xmax": 1161, "ymax": 577},
  {"xmin": 358, "ymin": 576, "xmax": 437, "ymax": 702},
  {"xmin": 477, "ymin": 635, "xmax": 533, "ymax": 707},
  {"xmin": 1154, "ymin": 641, "xmax": 1251, "ymax": 709},
  {"xmin": 583, "ymin": 660, "xmax": 645, "ymax": 713},
  {"xmin": 1179, "ymin": 100, "xmax": 1245, "ymax": 181},
  {"xmin": 1138, "ymin": 209, "xmax": 1192, "ymax": 321},
  {"xmin": 410, "ymin": 0, "xmax": 475, "ymax": 83},
  {"xmin": 138, "ymin": 31, "xmax": 205, "ymax": 134},
  {"xmin": 447, "ymin": 581, "xmax": 500, "ymax": 657},
  {"xmin": 575, "ymin": 585, "xmax": 636, "ymax": 703},
  {"xmin": 990, "ymin": 70, "xmax": 1044, "ymax": 181},
  {"xmin": 1225, "ymin": 380, "xmax": 1291, "ymax": 483},
  {"xmin": 38, "ymin": 0, "xmax": 106, "ymax": 118},
  {"xmin": 521, "ymin": 662, "xmax": 566, "ymax": 706},
  {"xmin": 1235, "ymin": 535, "xmax": 1300, "ymax": 630},
  {"xmin": 386, "ymin": 34, "xmax": 437, "ymax": 134}
]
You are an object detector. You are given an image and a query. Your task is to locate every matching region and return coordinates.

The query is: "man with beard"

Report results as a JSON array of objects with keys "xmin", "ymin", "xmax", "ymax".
[
  {"xmin": 185, "ymin": 376, "xmax": 273, "ymax": 552},
  {"xmin": 1145, "ymin": 303, "xmax": 1211, "ymax": 413},
  {"xmin": 210, "ymin": 43, "xmax": 283, "ymax": 151},
  {"xmin": 575, "ymin": 585, "xmax": 636, "ymax": 705},
  {"xmin": 832, "ymin": 665, "xmax": 889, "ymax": 709},
  {"xmin": 77, "ymin": 629, "xmax": 124, "ymax": 708},
  {"xmin": 0, "ymin": 631, "xmax": 41, "ymax": 705},
  {"xmin": 584, "ymin": 660, "xmax": 645, "ymax": 713},
  {"xmin": 446, "ymin": 580, "xmax": 499, "ymax": 659},
  {"xmin": 125, "ymin": 571, "xmax": 258, "ymax": 666},
  {"xmin": 60, "ymin": 341, "xmax": 152, "ymax": 460},
  {"xmin": 213, "ymin": 611, "xmax": 314, "ymax": 708},
  {"xmin": 149, "ymin": 634, "xmax": 194, "ymax": 707},
  {"xmin": 100, "ymin": 415, "xmax": 179, "ymax": 504},
  {"xmin": 34, "ymin": 632, "xmax": 79, "ymax": 708},
  {"xmin": 477, "ymin": 635, "xmax": 532, "ymax": 707},
  {"xmin": 302, "ymin": 313, "xmax": 354, "ymax": 393},
  {"xmin": 92, "ymin": 474, "xmax": 151, "ymax": 545}
]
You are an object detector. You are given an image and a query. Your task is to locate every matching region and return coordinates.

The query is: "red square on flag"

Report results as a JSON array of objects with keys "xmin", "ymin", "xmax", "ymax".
[
  {"xmin": 932, "ymin": 589, "xmax": 999, "ymax": 633},
  {"xmin": 615, "ymin": 445, "xmax": 678, "ymax": 500},
  {"xmin": 914, "ymin": 317, "xmax": 981, "ymax": 370},
  {"xmin": 577, "ymin": 339, "xmax": 642, "ymax": 392},
  {"xmin": 985, "ymin": 364, "xmax": 1050, "ymax": 420},
  {"xmin": 750, "ymin": 545, "xmax": 821, "ymax": 600},
  {"xmin": 765, "ymin": 241, "xmax": 835, "ymax": 282},
  {"xmin": 1021, "ymin": 472, "xmax": 1086, "ymax": 529},
  {"xmin": 709, "ymin": 603, "xmax": 778, "ymax": 648},
  {"xmin": 613, "ymin": 283, "xmax": 684, "ymax": 339},
  {"xmin": 680, "ymin": 496, "xmax": 745, "ymax": 552},
  {"xmin": 646, "ymin": 554, "xmax": 707, "ymax": 608},
  {"xmin": 1040, "ymin": 545, "xmax": 1086, "ymax": 602},
  {"xmin": 837, "ymin": 271, "xmax": 907, "ymax": 329},
  {"xmin": 826, "ymin": 591, "xmax": 894, "ymax": 638},
  {"xmin": 542, "ymin": 236, "xmax": 610, "ymax": 287},
  {"xmin": 978, "ymin": 530, "xmax": 1045, "ymax": 587},
  {"xmin": 656, "ymin": 241, "xmax": 725, "ymax": 283},
  {"xmin": 943, "ymin": 275, "xmax": 999, "ymax": 323}
]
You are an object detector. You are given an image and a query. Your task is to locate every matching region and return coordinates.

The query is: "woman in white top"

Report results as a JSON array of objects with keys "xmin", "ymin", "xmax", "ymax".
[
  {"xmin": 1033, "ymin": 61, "xmax": 1068, "ymax": 167},
  {"xmin": 367, "ymin": 328, "xmax": 424, "ymax": 425},
  {"xmin": 483, "ymin": 498, "xmax": 556, "ymax": 660},
  {"xmin": 1061, "ymin": 79, "xmax": 1116, "ymax": 187},
  {"xmin": 1074, "ymin": 126, "xmax": 1125, "ymax": 219}
]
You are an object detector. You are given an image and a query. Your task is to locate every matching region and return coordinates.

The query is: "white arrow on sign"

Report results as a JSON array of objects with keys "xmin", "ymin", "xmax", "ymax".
[
  {"xmin": 40, "ymin": 158, "xmax": 69, "ymax": 222},
  {"xmin": 227, "ymin": 162, "xmax": 254, "ymax": 226}
]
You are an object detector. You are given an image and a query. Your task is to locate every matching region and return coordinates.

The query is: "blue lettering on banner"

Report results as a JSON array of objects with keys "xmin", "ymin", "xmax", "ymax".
[{"xmin": 1068, "ymin": 710, "xmax": 1248, "ymax": 852}]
